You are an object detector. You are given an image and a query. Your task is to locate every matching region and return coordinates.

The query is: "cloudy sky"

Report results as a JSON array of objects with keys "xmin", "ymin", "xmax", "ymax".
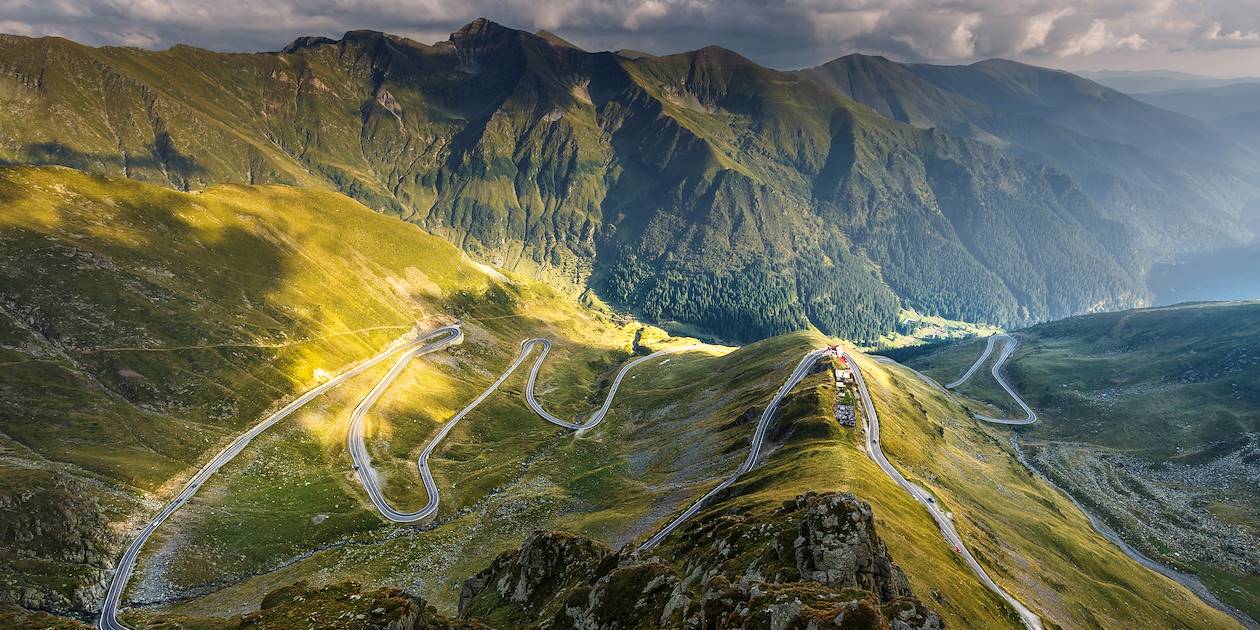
[{"xmin": 3, "ymin": 0, "xmax": 1260, "ymax": 76}]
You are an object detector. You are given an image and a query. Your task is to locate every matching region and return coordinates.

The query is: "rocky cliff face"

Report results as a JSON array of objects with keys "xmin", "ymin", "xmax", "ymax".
[
  {"xmin": 0, "ymin": 469, "xmax": 118, "ymax": 616},
  {"xmin": 14, "ymin": 492, "xmax": 942, "ymax": 629},
  {"xmin": 459, "ymin": 491, "xmax": 942, "ymax": 629}
]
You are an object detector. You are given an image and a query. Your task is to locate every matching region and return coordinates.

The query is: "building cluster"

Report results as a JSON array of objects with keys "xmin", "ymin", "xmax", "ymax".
[
  {"xmin": 830, "ymin": 348, "xmax": 857, "ymax": 427},
  {"xmin": 830, "ymin": 347, "xmax": 855, "ymax": 385}
]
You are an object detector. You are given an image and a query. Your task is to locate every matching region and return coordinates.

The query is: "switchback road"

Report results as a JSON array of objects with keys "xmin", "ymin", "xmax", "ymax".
[
  {"xmin": 947, "ymin": 334, "xmax": 1036, "ymax": 425},
  {"xmin": 638, "ymin": 348, "xmax": 831, "ymax": 550},
  {"xmin": 98, "ymin": 325, "xmax": 461, "ymax": 630},
  {"xmin": 349, "ymin": 338, "xmax": 703, "ymax": 523},
  {"xmin": 900, "ymin": 337, "xmax": 1252, "ymax": 627},
  {"xmin": 946, "ymin": 334, "xmax": 997, "ymax": 388}
]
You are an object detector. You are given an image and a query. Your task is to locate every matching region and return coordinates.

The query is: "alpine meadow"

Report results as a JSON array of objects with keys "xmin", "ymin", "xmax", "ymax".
[{"xmin": 0, "ymin": 5, "xmax": 1258, "ymax": 630}]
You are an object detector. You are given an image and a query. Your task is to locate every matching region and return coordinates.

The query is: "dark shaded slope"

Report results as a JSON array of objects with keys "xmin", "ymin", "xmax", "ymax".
[{"xmin": 799, "ymin": 55, "xmax": 1260, "ymax": 263}]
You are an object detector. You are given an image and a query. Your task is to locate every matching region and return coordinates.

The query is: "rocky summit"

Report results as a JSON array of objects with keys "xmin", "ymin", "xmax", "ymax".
[{"xmin": 459, "ymin": 491, "xmax": 942, "ymax": 629}]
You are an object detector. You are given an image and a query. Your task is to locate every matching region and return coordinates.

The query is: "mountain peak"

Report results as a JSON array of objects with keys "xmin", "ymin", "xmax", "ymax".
[
  {"xmin": 450, "ymin": 17, "xmax": 517, "ymax": 42},
  {"xmin": 280, "ymin": 35, "xmax": 335, "ymax": 54},
  {"xmin": 681, "ymin": 44, "xmax": 759, "ymax": 69},
  {"xmin": 837, "ymin": 52, "xmax": 894, "ymax": 64}
]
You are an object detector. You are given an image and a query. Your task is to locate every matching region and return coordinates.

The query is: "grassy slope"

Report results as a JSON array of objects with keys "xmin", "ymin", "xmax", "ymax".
[
  {"xmin": 1008, "ymin": 303, "xmax": 1260, "ymax": 457},
  {"xmin": 0, "ymin": 164, "xmax": 636, "ymax": 616},
  {"xmin": 1008, "ymin": 303, "xmax": 1260, "ymax": 620},
  {"xmin": 667, "ymin": 342, "xmax": 1239, "ymax": 629},
  {"xmin": 864, "ymin": 354, "xmax": 1239, "ymax": 629},
  {"xmin": 898, "ymin": 303, "xmax": 1260, "ymax": 621},
  {"xmin": 2, "ymin": 167, "xmax": 1240, "ymax": 629},
  {"xmin": 0, "ymin": 25, "xmax": 1160, "ymax": 344},
  {"xmin": 898, "ymin": 304, "xmax": 1260, "ymax": 459}
]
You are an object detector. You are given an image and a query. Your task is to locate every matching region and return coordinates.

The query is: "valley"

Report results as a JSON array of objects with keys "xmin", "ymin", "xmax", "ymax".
[
  {"xmin": 1, "ymin": 12, "xmax": 1258, "ymax": 630},
  {"xmin": 892, "ymin": 303, "xmax": 1260, "ymax": 624},
  {"xmin": 0, "ymin": 167, "xmax": 1243, "ymax": 629}
]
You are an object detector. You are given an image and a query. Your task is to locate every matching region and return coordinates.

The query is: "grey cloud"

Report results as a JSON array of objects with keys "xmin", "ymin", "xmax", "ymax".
[{"xmin": 1, "ymin": 0, "xmax": 1258, "ymax": 72}]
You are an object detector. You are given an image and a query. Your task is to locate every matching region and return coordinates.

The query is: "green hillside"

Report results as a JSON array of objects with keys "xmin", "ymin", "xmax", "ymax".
[
  {"xmin": 899, "ymin": 301, "xmax": 1260, "ymax": 621},
  {"xmin": 0, "ymin": 164, "xmax": 649, "ymax": 618},
  {"xmin": 1, "ymin": 166, "xmax": 1238, "ymax": 629},
  {"xmin": 1, "ymin": 21, "xmax": 1219, "ymax": 342}
]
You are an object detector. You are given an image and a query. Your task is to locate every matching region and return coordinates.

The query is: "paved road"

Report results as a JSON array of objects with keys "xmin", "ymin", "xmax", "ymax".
[
  {"xmin": 947, "ymin": 334, "xmax": 1037, "ymax": 425},
  {"xmin": 847, "ymin": 350, "xmax": 1043, "ymax": 630},
  {"xmin": 1008, "ymin": 435, "xmax": 1258, "ymax": 630},
  {"xmin": 638, "ymin": 348, "xmax": 832, "ymax": 551},
  {"xmin": 899, "ymin": 339, "xmax": 1254, "ymax": 628},
  {"xmin": 946, "ymin": 335, "xmax": 998, "ymax": 388},
  {"xmin": 97, "ymin": 325, "xmax": 461, "ymax": 630},
  {"xmin": 345, "ymin": 327, "xmax": 468, "ymax": 523},
  {"xmin": 350, "ymin": 338, "xmax": 703, "ymax": 523},
  {"xmin": 637, "ymin": 343, "xmax": 1037, "ymax": 629}
]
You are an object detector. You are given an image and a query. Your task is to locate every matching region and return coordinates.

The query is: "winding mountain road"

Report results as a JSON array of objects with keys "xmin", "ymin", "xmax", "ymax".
[
  {"xmin": 638, "ymin": 348, "xmax": 831, "ymax": 550},
  {"xmin": 947, "ymin": 333, "xmax": 1036, "ymax": 425},
  {"xmin": 98, "ymin": 325, "xmax": 463, "ymax": 630},
  {"xmin": 636, "ymin": 345, "xmax": 1043, "ymax": 629},
  {"xmin": 896, "ymin": 336, "xmax": 1255, "ymax": 628},
  {"xmin": 847, "ymin": 350, "xmax": 1043, "ymax": 630},
  {"xmin": 349, "ymin": 338, "xmax": 704, "ymax": 523},
  {"xmin": 99, "ymin": 327, "xmax": 1050, "ymax": 630},
  {"xmin": 100, "ymin": 323, "xmax": 1048, "ymax": 630},
  {"xmin": 946, "ymin": 334, "xmax": 997, "ymax": 388}
]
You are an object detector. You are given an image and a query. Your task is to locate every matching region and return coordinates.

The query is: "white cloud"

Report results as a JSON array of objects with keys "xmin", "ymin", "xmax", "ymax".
[
  {"xmin": 0, "ymin": 0, "xmax": 1256, "ymax": 74},
  {"xmin": 1198, "ymin": 21, "xmax": 1260, "ymax": 48},
  {"xmin": 1056, "ymin": 19, "xmax": 1146, "ymax": 57}
]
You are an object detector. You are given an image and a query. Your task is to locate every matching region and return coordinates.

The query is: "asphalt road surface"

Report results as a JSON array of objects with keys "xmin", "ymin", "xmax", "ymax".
[
  {"xmin": 638, "ymin": 348, "xmax": 831, "ymax": 551},
  {"xmin": 349, "ymin": 338, "xmax": 703, "ymax": 523},
  {"xmin": 97, "ymin": 325, "xmax": 462, "ymax": 630},
  {"xmin": 947, "ymin": 333, "xmax": 1037, "ymax": 425},
  {"xmin": 846, "ymin": 349, "xmax": 1043, "ymax": 630},
  {"xmin": 637, "ymin": 344, "xmax": 1040, "ymax": 630},
  {"xmin": 946, "ymin": 334, "xmax": 997, "ymax": 388},
  {"xmin": 892, "ymin": 340, "xmax": 1253, "ymax": 628},
  {"xmin": 1008, "ymin": 435, "xmax": 1258, "ymax": 629},
  {"xmin": 99, "ymin": 329, "xmax": 1055, "ymax": 630}
]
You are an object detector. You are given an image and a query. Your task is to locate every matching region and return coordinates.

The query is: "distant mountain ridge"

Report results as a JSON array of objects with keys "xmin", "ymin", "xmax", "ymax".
[
  {"xmin": 1, "ymin": 20, "xmax": 1257, "ymax": 342},
  {"xmin": 1080, "ymin": 68, "xmax": 1260, "ymax": 94},
  {"xmin": 1135, "ymin": 82, "xmax": 1260, "ymax": 160},
  {"xmin": 797, "ymin": 54, "xmax": 1259, "ymax": 259}
]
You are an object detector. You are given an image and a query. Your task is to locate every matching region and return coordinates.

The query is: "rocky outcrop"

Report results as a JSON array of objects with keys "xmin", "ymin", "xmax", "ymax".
[
  {"xmin": 459, "ymin": 492, "xmax": 942, "ymax": 629},
  {"xmin": 0, "ymin": 469, "xmax": 117, "ymax": 615},
  {"xmin": 241, "ymin": 581, "xmax": 487, "ymax": 629},
  {"xmin": 459, "ymin": 531, "xmax": 610, "ymax": 617}
]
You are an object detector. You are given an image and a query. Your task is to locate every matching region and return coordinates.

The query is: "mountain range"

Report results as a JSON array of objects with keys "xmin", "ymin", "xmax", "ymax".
[
  {"xmin": 0, "ymin": 166, "xmax": 1241, "ymax": 629},
  {"xmin": 1134, "ymin": 82, "xmax": 1260, "ymax": 160},
  {"xmin": 3, "ymin": 17, "xmax": 1259, "ymax": 625},
  {"xmin": 0, "ymin": 20, "xmax": 1257, "ymax": 345},
  {"xmin": 1080, "ymin": 69, "xmax": 1260, "ymax": 94}
]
